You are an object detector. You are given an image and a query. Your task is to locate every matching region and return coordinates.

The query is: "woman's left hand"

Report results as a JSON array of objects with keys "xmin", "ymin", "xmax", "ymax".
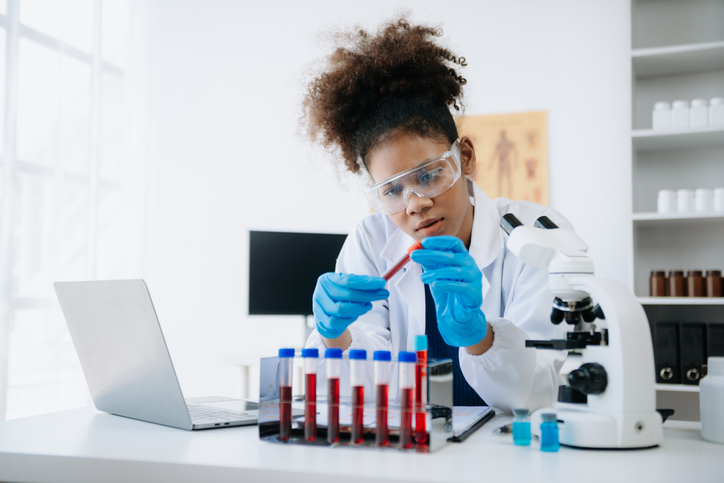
[{"xmin": 410, "ymin": 235, "xmax": 487, "ymax": 347}]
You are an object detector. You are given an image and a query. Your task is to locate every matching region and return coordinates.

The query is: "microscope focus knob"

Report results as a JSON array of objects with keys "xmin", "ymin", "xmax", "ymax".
[{"xmin": 568, "ymin": 363, "xmax": 608, "ymax": 395}]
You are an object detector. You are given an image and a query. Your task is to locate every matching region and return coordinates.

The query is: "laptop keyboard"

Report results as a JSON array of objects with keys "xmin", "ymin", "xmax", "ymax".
[{"xmin": 187, "ymin": 405, "xmax": 253, "ymax": 425}]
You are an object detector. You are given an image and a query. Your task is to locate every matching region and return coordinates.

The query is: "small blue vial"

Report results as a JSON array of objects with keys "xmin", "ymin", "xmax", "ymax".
[
  {"xmin": 512, "ymin": 408, "xmax": 531, "ymax": 446},
  {"xmin": 540, "ymin": 413, "xmax": 560, "ymax": 452}
]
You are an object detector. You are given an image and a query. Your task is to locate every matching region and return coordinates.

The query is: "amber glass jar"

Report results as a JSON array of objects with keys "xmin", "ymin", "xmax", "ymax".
[
  {"xmin": 687, "ymin": 270, "xmax": 705, "ymax": 297},
  {"xmin": 649, "ymin": 270, "xmax": 668, "ymax": 297},
  {"xmin": 706, "ymin": 270, "xmax": 722, "ymax": 297},
  {"xmin": 668, "ymin": 270, "xmax": 686, "ymax": 297}
]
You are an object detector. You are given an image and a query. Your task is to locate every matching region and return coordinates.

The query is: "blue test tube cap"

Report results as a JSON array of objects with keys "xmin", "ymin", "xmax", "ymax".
[
  {"xmin": 373, "ymin": 350, "xmax": 391, "ymax": 361},
  {"xmin": 301, "ymin": 348, "xmax": 319, "ymax": 358},
  {"xmin": 398, "ymin": 351, "xmax": 417, "ymax": 363},
  {"xmin": 349, "ymin": 349, "xmax": 367, "ymax": 360},
  {"xmin": 278, "ymin": 348, "xmax": 295, "ymax": 358},
  {"xmin": 414, "ymin": 335, "xmax": 428, "ymax": 352},
  {"xmin": 325, "ymin": 348, "xmax": 343, "ymax": 359}
]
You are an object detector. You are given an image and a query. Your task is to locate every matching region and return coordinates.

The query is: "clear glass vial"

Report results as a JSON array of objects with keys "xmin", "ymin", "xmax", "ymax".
[
  {"xmin": 512, "ymin": 408, "xmax": 531, "ymax": 446},
  {"xmin": 540, "ymin": 413, "xmax": 560, "ymax": 452}
]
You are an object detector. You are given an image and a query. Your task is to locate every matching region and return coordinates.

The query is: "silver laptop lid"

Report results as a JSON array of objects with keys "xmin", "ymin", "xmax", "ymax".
[{"xmin": 54, "ymin": 279, "xmax": 193, "ymax": 430}]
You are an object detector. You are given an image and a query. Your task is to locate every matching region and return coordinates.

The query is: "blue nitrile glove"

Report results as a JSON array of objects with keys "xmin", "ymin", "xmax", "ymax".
[
  {"xmin": 410, "ymin": 236, "xmax": 487, "ymax": 347},
  {"xmin": 313, "ymin": 273, "xmax": 389, "ymax": 339}
]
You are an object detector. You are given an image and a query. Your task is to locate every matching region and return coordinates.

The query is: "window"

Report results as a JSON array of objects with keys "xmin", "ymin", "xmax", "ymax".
[{"xmin": 0, "ymin": 0, "xmax": 147, "ymax": 420}]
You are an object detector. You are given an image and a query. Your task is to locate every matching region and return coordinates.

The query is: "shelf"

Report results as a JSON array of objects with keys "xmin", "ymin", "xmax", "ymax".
[
  {"xmin": 639, "ymin": 297, "xmax": 724, "ymax": 306},
  {"xmin": 655, "ymin": 383, "xmax": 700, "ymax": 393},
  {"xmin": 631, "ymin": 127, "xmax": 724, "ymax": 153},
  {"xmin": 632, "ymin": 41, "xmax": 724, "ymax": 78},
  {"xmin": 632, "ymin": 212, "xmax": 724, "ymax": 228}
]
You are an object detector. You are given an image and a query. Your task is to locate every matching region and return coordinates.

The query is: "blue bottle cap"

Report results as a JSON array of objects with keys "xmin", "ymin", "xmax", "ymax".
[
  {"xmin": 541, "ymin": 413, "xmax": 557, "ymax": 422},
  {"xmin": 513, "ymin": 408, "xmax": 530, "ymax": 418},
  {"xmin": 325, "ymin": 348, "xmax": 343, "ymax": 359},
  {"xmin": 373, "ymin": 350, "xmax": 391, "ymax": 361},
  {"xmin": 414, "ymin": 335, "xmax": 428, "ymax": 352},
  {"xmin": 278, "ymin": 348, "xmax": 295, "ymax": 358},
  {"xmin": 398, "ymin": 351, "xmax": 417, "ymax": 363},
  {"xmin": 349, "ymin": 349, "xmax": 367, "ymax": 360},
  {"xmin": 301, "ymin": 348, "xmax": 319, "ymax": 358}
]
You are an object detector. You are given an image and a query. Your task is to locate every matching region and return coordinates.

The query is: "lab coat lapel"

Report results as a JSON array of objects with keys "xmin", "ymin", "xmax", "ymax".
[
  {"xmin": 396, "ymin": 261, "xmax": 425, "ymax": 349},
  {"xmin": 381, "ymin": 226, "xmax": 425, "ymax": 350},
  {"xmin": 469, "ymin": 182, "xmax": 505, "ymax": 301}
]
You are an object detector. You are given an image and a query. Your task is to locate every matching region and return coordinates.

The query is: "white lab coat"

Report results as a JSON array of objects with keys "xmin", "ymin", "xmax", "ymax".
[{"xmin": 306, "ymin": 179, "xmax": 568, "ymax": 412}]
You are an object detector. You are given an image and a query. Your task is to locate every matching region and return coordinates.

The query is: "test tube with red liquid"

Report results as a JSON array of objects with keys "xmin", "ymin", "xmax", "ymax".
[
  {"xmin": 302, "ymin": 348, "xmax": 318, "ymax": 442},
  {"xmin": 325, "ymin": 348, "xmax": 342, "ymax": 444},
  {"xmin": 414, "ymin": 335, "xmax": 428, "ymax": 444},
  {"xmin": 382, "ymin": 241, "xmax": 423, "ymax": 282},
  {"xmin": 349, "ymin": 349, "xmax": 367, "ymax": 444},
  {"xmin": 398, "ymin": 351, "xmax": 417, "ymax": 449},
  {"xmin": 373, "ymin": 350, "xmax": 391, "ymax": 447},
  {"xmin": 278, "ymin": 348, "xmax": 295, "ymax": 441}
]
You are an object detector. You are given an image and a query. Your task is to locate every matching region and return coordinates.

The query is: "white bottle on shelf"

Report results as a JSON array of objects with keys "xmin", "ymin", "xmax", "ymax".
[
  {"xmin": 657, "ymin": 189, "xmax": 676, "ymax": 214},
  {"xmin": 690, "ymin": 99, "xmax": 708, "ymax": 129},
  {"xmin": 714, "ymin": 188, "xmax": 724, "ymax": 212},
  {"xmin": 700, "ymin": 357, "xmax": 724, "ymax": 444},
  {"xmin": 711, "ymin": 98, "xmax": 724, "ymax": 127},
  {"xmin": 671, "ymin": 100, "xmax": 690, "ymax": 130},
  {"xmin": 695, "ymin": 189, "xmax": 713, "ymax": 212},
  {"xmin": 652, "ymin": 101, "xmax": 671, "ymax": 130},
  {"xmin": 677, "ymin": 189, "xmax": 694, "ymax": 213}
]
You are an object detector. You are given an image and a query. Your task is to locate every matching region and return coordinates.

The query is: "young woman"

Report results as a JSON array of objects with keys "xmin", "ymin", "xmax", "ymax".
[{"xmin": 301, "ymin": 19, "xmax": 569, "ymax": 411}]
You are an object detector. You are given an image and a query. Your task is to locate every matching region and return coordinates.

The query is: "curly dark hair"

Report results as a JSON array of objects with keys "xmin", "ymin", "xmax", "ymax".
[{"xmin": 302, "ymin": 18, "xmax": 467, "ymax": 174}]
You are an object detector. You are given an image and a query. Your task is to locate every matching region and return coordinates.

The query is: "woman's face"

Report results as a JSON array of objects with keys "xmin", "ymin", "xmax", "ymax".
[{"xmin": 366, "ymin": 133, "xmax": 477, "ymax": 247}]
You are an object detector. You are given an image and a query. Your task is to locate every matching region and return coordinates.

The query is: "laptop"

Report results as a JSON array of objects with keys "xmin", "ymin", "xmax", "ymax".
[{"xmin": 54, "ymin": 279, "xmax": 258, "ymax": 430}]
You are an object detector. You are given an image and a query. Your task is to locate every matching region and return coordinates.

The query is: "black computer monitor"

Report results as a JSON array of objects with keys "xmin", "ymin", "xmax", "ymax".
[{"xmin": 248, "ymin": 230, "xmax": 348, "ymax": 316}]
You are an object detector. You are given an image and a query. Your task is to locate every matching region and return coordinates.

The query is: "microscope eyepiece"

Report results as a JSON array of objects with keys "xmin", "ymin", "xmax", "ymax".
[
  {"xmin": 500, "ymin": 213, "xmax": 523, "ymax": 235},
  {"xmin": 534, "ymin": 216, "xmax": 559, "ymax": 230}
]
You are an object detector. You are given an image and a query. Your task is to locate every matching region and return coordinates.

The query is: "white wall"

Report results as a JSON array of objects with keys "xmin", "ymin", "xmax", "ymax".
[{"xmin": 146, "ymin": 0, "xmax": 632, "ymax": 399}]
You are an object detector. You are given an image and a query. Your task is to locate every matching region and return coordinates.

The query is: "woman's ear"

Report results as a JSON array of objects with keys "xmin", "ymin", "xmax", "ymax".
[{"xmin": 459, "ymin": 136, "xmax": 476, "ymax": 175}]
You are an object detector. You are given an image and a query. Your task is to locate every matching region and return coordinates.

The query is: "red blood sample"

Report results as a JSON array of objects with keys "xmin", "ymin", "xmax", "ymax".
[
  {"xmin": 279, "ymin": 385, "xmax": 292, "ymax": 441},
  {"xmin": 352, "ymin": 385, "xmax": 365, "ymax": 444},
  {"xmin": 327, "ymin": 377, "xmax": 340, "ymax": 444},
  {"xmin": 400, "ymin": 387, "xmax": 414, "ymax": 448},
  {"xmin": 415, "ymin": 350, "xmax": 427, "ymax": 444},
  {"xmin": 304, "ymin": 373, "xmax": 317, "ymax": 442},
  {"xmin": 375, "ymin": 384, "xmax": 389, "ymax": 447},
  {"xmin": 382, "ymin": 241, "xmax": 423, "ymax": 281}
]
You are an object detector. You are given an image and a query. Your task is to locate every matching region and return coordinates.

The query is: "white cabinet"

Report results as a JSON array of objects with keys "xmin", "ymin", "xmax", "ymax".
[{"xmin": 630, "ymin": 0, "xmax": 724, "ymax": 404}]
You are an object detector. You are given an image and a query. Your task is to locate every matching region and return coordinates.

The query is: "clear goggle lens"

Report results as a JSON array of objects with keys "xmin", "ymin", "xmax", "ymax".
[{"xmin": 364, "ymin": 140, "xmax": 462, "ymax": 215}]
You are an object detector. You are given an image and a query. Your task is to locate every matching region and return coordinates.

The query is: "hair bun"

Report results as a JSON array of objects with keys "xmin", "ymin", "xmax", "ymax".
[{"xmin": 303, "ymin": 18, "xmax": 467, "ymax": 173}]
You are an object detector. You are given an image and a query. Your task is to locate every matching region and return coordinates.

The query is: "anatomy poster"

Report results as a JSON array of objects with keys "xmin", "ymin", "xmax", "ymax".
[{"xmin": 456, "ymin": 111, "xmax": 548, "ymax": 205}]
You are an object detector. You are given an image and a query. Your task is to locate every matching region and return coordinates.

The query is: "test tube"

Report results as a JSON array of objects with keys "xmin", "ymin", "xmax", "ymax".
[
  {"xmin": 349, "ymin": 349, "xmax": 367, "ymax": 444},
  {"xmin": 398, "ymin": 351, "xmax": 417, "ymax": 449},
  {"xmin": 278, "ymin": 348, "xmax": 295, "ymax": 441},
  {"xmin": 325, "ymin": 348, "xmax": 342, "ymax": 444},
  {"xmin": 414, "ymin": 335, "xmax": 428, "ymax": 444},
  {"xmin": 302, "ymin": 348, "xmax": 318, "ymax": 442},
  {"xmin": 373, "ymin": 350, "xmax": 391, "ymax": 447}
]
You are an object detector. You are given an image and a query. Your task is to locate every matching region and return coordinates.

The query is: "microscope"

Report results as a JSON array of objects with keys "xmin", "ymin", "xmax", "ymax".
[{"xmin": 501, "ymin": 214, "xmax": 662, "ymax": 449}]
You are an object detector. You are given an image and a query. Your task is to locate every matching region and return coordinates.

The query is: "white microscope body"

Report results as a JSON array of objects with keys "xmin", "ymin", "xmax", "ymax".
[{"xmin": 504, "ymin": 215, "xmax": 663, "ymax": 449}]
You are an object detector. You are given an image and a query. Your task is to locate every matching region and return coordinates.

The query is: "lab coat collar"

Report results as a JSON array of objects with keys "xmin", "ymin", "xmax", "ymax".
[
  {"xmin": 380, "ymin": 220, "xmax": 416, "ymax": 264},
  {"xmin": 468, "ymin": 181, "xmax": 505, "ymax": 271}
]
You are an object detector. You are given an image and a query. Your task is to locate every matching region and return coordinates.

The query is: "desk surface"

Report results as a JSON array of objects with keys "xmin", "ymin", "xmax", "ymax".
[{"xmin": 1, "ymin": 406, "xmax": 722, "ymax": 483}]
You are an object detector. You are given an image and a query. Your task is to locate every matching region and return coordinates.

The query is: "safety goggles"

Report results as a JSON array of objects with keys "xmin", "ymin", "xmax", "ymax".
[{"xmin": 364, "ymin": 140, "xmax": 462, "ymax": 215}]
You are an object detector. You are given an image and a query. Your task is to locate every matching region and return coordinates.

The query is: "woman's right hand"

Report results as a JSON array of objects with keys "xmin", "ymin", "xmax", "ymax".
[{"xmin": 312, "ymin": 273, "xmax": 389, "ymax": 339}]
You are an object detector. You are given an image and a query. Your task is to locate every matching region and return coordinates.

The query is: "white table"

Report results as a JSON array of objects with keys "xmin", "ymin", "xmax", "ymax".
[{"xmin": 0, "ymin": 406, "xmax": 722, "ymax": 483}]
